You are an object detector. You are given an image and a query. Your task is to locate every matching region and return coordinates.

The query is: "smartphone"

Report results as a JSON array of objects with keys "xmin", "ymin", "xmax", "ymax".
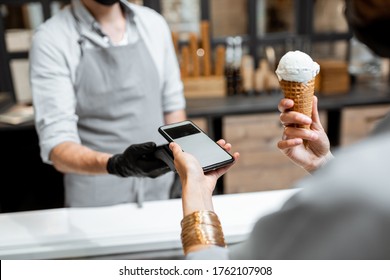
[{"xmin": 158, "ymin": 120, "xmax": 235, "ymax": 172}]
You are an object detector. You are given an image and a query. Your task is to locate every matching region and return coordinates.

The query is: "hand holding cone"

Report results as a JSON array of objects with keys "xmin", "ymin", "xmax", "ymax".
[
  {"xmin": 276, "ymin": 51, "xmax": 320, "ymax": 146},
  {"xmin": 278, "ymin": 78, "xmax": 316, "ymax": 130}
]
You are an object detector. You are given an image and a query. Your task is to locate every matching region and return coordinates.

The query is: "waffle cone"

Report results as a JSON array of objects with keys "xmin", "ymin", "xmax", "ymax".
[{"xmin": 279, "ymin": 78, "xmax": 315, "ymax": 130}]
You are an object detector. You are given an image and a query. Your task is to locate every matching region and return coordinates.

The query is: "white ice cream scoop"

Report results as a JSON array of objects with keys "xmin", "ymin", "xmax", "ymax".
[{"xmin": 275, "ymin": 50, "xmax": 320, "ymax": 83}]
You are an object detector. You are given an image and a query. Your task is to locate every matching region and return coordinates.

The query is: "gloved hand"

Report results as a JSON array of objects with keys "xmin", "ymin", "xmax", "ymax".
[{"xmin": 107, "ymin": 142, "xmax": 170, "ymax": 178}]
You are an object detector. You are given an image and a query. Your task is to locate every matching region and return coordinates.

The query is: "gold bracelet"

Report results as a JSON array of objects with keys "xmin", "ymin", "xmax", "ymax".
[
  {"xmin": 180, "ymin": 210, "xmax": 226, "ymax": 255},
  {"xmin": 181, "ymin": 210, "xmax": 220, "ymax": 227}
]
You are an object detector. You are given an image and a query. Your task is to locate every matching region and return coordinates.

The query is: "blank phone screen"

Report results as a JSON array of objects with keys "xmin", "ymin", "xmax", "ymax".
[{"xmin": 163, "ymin": 123, "xmax": 233, "ymax": 170}]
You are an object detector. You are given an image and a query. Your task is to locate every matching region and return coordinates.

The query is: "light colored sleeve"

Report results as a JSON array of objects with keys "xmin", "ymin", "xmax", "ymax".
[
  {"xmin": 159, "ymin": 15, "xmax": 186, "ymax": 113},
  {"xmin": 186, "ymin": 246, "xmax": 229, "ymax": 260},
  {"xmin": 30, "ymin": 27, "xmax": 80, "ymax": 164}
]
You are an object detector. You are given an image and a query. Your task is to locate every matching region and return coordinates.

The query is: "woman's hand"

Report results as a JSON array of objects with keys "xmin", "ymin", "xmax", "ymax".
[
  {"xmin": 170, "ymin": 139, "xmax": 239, "ymax": 216},
  {"xmin": 277, "ymin": 96, "xmax": 333, "ymax": 173}
]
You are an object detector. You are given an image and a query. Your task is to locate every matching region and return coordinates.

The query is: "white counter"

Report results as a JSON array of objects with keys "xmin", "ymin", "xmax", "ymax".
[{"xmin": 0, "ymin": 188, "xmax": 300, "ymax": 259}]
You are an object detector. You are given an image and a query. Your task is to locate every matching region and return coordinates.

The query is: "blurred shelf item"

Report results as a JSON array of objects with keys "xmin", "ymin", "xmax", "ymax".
[
  {"xmin": 0, "ymin": 103, "xmax": 33, "ymax": 125},
  {"xmin": 316, "ymin": 59, "xmax": 350, "ymax": 95},
  {"xmin": 253, "ymin": 58, "xmax": 280, "ymax": 94},
  {"xmin": 183, "ymin": 76, "xmax": 225, "ymax": 98},
  {"xmin": 0, "ymin": 0, "xmax": 70, "ymax": 105},
  {"xmin": 179, "ymin": 20, "xmax": 226, "ymax": 98},
  {"xmin": 4, "ymin": 28, "xmax": 33, "ymax": 52},
  {"xmin": 160, "ymin": 0, "xmax": 200, "ymax": 40}
]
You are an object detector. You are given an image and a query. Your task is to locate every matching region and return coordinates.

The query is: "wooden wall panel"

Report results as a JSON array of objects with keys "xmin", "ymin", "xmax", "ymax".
[
  {"xmin": 341, "ymin": 105, "xmax": 390, "ymax": 146},
  {"xmin": 223, "ymin": 113, "xmax": 308, "ymax": 194}
]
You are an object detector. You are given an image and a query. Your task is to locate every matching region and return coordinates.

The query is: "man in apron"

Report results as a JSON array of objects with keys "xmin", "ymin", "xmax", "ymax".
[{"xmin": 30, "ymin": 0, "xmax": 186, "ymax": 207}]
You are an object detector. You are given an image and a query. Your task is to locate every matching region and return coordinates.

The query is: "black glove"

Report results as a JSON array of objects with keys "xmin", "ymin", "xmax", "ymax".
[{"xmin": 107, "ymin": 142, "xmax": 170, "ymax": 178}]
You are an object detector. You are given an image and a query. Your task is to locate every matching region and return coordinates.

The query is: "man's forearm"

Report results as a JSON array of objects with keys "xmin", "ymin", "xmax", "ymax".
[
  {"xmin": 164, "ymin": 109, "xmax": 186, "ymax": 124},
  {"xmin": 50, "ymin": 141, "xmax": 111, "ymax": 175}
]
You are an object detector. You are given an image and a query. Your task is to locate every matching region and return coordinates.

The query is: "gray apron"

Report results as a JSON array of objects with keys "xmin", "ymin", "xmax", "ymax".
[{"xmin": 65, "ymin": 10, "xmax": 173, "ymax": 207}]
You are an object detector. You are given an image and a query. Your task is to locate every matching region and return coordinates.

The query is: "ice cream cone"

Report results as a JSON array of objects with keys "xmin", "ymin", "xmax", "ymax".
[
  {"xmin": 279, "ymin": 78, "xmax": 316, "ymax": 130},
  {"xmin": 276, "ymin": 51, "xmax": 319, "ymax": 149}
]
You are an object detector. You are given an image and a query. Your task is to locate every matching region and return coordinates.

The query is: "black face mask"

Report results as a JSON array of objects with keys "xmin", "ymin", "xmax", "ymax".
[{"xmin": 94, "ymin": 0, "xmax": 120, "ymax": 6}]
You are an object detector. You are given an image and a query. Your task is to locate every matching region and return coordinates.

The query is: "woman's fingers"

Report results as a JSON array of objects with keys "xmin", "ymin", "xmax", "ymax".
[
  {"xmin": 216, "ymin": 139, "xmax": 232, "ymax": 152},
  {"xmin": 278, "ymin": 98, "xmax": 294, "ymax": 112},
  {"xmin": 277, "ymin": 138, "xmax": 303, "ymax": 150},
  {"xmin": 280, "ymin": 111, "xmax": 312, "ymax": 127},
  {"xmin": 169, "ymin": 142, "xmax": 182, "ymax": 157},
  {"xmin": 284, "ymin": 126, "xmax": 319, "ymax": 141}
]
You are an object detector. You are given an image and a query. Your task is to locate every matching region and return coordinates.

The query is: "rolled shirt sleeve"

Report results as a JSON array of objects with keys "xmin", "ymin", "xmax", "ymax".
[{"xmin": 30, "ymin": 19, "xmax": 81, "ymax": 164}]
